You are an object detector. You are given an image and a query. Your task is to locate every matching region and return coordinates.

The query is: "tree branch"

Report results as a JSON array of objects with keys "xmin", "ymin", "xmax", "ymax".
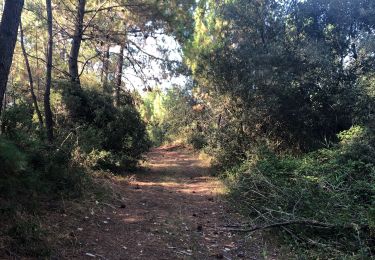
[{"xmin": 223, "ymin": 220, "xmax": 335, "ymax": 233}]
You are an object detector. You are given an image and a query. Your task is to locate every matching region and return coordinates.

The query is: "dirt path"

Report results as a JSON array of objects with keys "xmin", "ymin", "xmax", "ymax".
[{"xmin": 54, "ymin": 147, "xmax": 283, "ymax": 259}]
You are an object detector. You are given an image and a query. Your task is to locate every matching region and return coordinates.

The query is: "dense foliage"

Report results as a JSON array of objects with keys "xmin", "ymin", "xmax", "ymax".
[
  {"xmin": 0, "ymin": 81, "xmax": 149, "ymax": 198},
  {"xmin": 225, "ymin": 126, "xmax": 374, "ymax": 257},
  {"xmin": 1, "ymin": 0, "xmax": 375, "ymax": 258},
  {"xmin": 58, "ymin": 83, "xmax": 150, "ymax": 170},
  {"xmin": 168, "ymin": 0, "xmax": 375, "ymax": 257},
  {"xmin": 0, "ymin": 82, "xmax": 150, "ymax": 257},
  {"xmin": 186, "ymin": 0, "xmax": 375, "ymax": 153},
  {"xmin": 0, "ymin": 0, "xmax": 175, "ymax": 256},
  {"xmin": 141, "ymin": 87, "xmax": 207, "ymax": 148}
]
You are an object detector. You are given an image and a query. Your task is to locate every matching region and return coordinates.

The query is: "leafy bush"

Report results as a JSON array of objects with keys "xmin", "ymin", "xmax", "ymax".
[
  {"xmin": 204, "ymin": 120, "xmax": 251, "ymax": 171},
  {"xmin": 57, "ymin": 82, "xmax": 150, "ymax": 171},
  {"xmin": 140, "ymin": 87, "xmax": 210, "ymax": 147},
  {"xmin": 0, "ymin": 135, "xmax": 87, "ymax": 201},
  {"xmin": 224, "ymin": 126, "xmax": 375, "ymax": 258},
  {"xmin": 1, "ymin": 102, "xmax": 34, "ymax": 137},
  {"xmin": 187, "ymin": 132, "xmax": 207, "ymax": 150},
  {"xmin": 0, "ymin": 81, "xmax": 151, "ymax": 257},
  {"xmin": 0, "ymin": 81, "xmax": 150, "ymax": 204},
  {"xmin": 147, "ymin": 122, "xmax": 167, "ymax": 146},
  {"xmin": 140, "ymin": 90, "xmax": 167, "ymax": 146},
  {"xmin": 0, "ymin": 137, "xmax": 27, "ymax": 176},
  {"xmin": 6, "ymin": 215, "xmax": 51, "ymax": 257}
]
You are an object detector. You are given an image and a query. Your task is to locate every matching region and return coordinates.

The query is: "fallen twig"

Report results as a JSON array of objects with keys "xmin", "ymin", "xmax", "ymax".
[
  {"xmin": 222, "ymin": 220, "xmax": 336, "ymax": 232},
  {"xmin": 101, "ymin": 202, "xmax": 117, "ymax": 210}
]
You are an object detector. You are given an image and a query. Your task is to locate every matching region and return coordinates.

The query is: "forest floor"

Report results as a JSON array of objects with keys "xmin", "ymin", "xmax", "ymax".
[{"xmin": 42, "ymin": 146, "xmax": 288, "ymax": 259}]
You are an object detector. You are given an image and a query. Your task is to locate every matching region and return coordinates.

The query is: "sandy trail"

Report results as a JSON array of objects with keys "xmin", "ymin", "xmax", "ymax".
[{"xmin": 54, "ymin": 146, "xmax": 282, "ymax": 259}]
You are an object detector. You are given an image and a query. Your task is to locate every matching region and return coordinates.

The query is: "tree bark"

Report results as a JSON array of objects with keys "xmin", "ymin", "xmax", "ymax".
[
  {"xmin": 20, "ymin": 22, "xmax": 44, "ymax": 131},
  {"xmin": 0, "ymin": 0, "xmax": 24, "ymax": 116},
  {"xmin": 0, "ymin": 92, "xmax": 6, "ymax": 134},
  {"xmin": 102, "ymin": 44, "xmax": 110, "ymax": 91},
  {"xmin": 114, "ymin": 45, "xmax": 124, "ymax": 107},
  {"xmin": 45, "ymin": 0, "xmax": 54, "ymax": 142},
  {"xmin": 69, "ymin": 0, "xmax": 86, "ymax": 87},
  {"xmin": 35, "ymin": 28, "xmax": 41, "ymax": 99}
]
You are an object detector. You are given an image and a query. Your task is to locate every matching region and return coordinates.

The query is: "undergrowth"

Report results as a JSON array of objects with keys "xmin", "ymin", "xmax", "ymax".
[
  {"xmin": 223, "ymin": 126, "xmax": 375, "ymax": 258},
  {"xmin": 0, "ymin": 82, "xmax": 150, "ymax": 258}
]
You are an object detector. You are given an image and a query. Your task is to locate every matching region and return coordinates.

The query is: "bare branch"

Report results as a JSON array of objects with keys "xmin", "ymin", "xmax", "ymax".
[
  {"xmin": 26, "ymin": 53, "xmax": 71, "ymax": 77},
  {"xmin": 78, "ymin": 52, "xmax": 102, "ymax": 77}
]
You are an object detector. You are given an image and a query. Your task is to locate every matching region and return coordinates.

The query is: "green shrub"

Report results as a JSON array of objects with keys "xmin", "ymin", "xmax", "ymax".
[
  {"xmin": 140, "ymin": 88, "xmax": 206, "ymax": 147},
  {"xmin": 204, "ymin": 122, "xmax": 251, "ymax": 171},
  {"xmin": 1, "ymin": 102, "xmax": 34, "ymax": 137},
  {"xmin": 0, "ymin": 81, "xmax": 151, "ymax": 257},
  {"xmin": 7, "ymin": 215, "xmax": 51, "ymax": 257},
  {"xmin": 42, "ymin": 149, "xmax": 88, "ymax": 198},
  {"xmin": 0, "ymin": 136, "xmax": 87, "ymax": 201},
  {"xmin": 57, "ymin": 82, "xmax": 150, "ymax": 171},
  {"xmin": 187, "ymin": 132, "xmax": 207, "ymax": 150},
  {"xmin": 0, "ymin": 137, "xmax": 27, "ymax": 176},
  {"xmin": 146, "ymin": 122, "xmax": 166, "ymax": 146},
  {"xmin": 225, "ymin": 126, "xmax": 375, "ymax": 258}
]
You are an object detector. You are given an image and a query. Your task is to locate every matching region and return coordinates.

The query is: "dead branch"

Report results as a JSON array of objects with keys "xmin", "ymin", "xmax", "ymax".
[
  {"xmin": 223, "ymin": 219, "xmax": 370, "ymax": 233},
  {"xmin": 223, "ymin": 220, "xmax": 337, "ymax": 233}
]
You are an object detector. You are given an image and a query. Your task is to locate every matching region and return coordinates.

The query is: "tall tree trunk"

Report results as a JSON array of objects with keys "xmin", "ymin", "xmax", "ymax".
[
  {"xmin": 102, "ymin": 44, "xmax": 110, "ymax": 91},
  {"xmin": 0, "ymin": 0, "xmax": 24, "ymax": 116},
  {"xmin": 20, "ymin": 22, "xmax": 44, "ymax": 131},
  {"xmin": 45, "ymin": 0, "xmax": 54, "ymax": 142},
  {"xmin": 69, "ymin": 0, "xmax": 86, "ymax": 87},
  {"xmin": 114, "ymin": 45, "xmax": 124, "ymax": 107},
  {"xmin": 35, "ymin": 28, "xmax": 41, "ymax": 99},
  {"xmin": 0, "ymin": 92, "xmax": 6, "ymax": 134}
]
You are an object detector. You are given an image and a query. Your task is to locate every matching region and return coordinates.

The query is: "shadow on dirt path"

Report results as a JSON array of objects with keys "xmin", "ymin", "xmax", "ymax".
[{"xmin": 54, "ymin": 146, "xmax": 285, "ymax": 259}]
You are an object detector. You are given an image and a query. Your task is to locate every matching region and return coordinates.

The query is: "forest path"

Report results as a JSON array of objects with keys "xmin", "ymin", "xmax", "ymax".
[{"xmin": 58, "ymin": 146, "xmax": 282, "ymax": 259}]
